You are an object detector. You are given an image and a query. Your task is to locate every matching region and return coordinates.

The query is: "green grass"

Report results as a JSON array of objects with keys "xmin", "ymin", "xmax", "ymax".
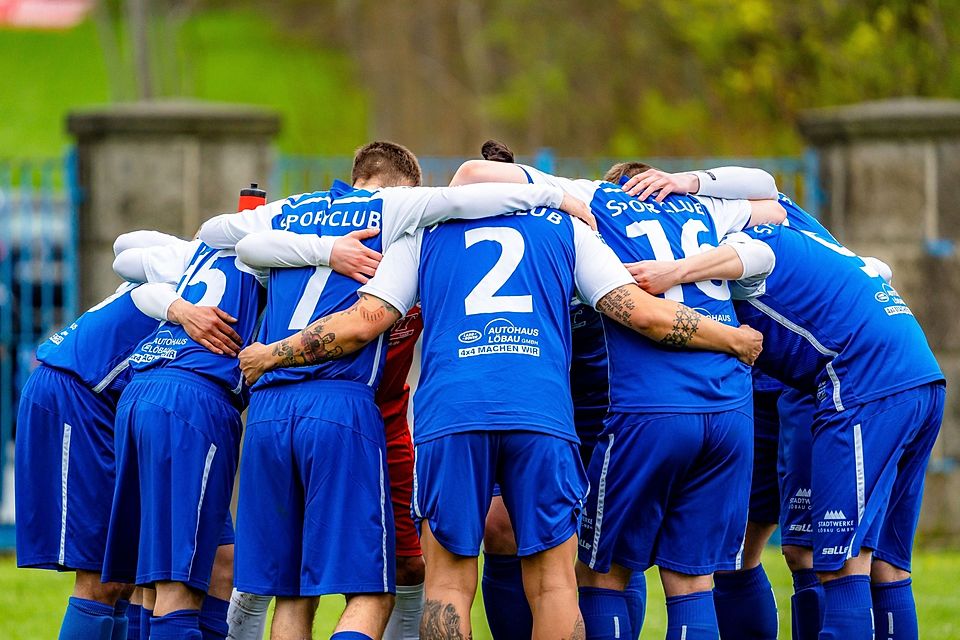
[
  {"xmin": 0, "ymin": 9, "xmax": 367, "ymax": 158},
  {"xmin": 2, "ymin": 548, "xmax": 959, "ymax": 638}
]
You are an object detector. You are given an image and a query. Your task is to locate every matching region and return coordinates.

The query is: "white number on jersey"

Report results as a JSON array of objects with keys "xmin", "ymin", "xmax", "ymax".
[
  {"xmin": 180, "ymin": 253, "xmax": 228, "ymax": 307},
  {"xmin": 464, "ymin": 227, "xmax": 533, "ymax": 316},
  {"xmin": 625, "ymin": 219, "xmax": 731, "ymax": 302},
  {"xmin": 288, "ymin": 266, "xmax": 333, "ymax": 330},
  {"xmin": 799, "ymin": 230, "xmax": 881, "ymax": 279}
]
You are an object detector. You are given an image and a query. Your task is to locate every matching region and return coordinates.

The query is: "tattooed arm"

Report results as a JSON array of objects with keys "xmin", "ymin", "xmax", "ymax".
[
  {"xmin": 238, "ymin": 293, "xmax": 401, "ymax": 385},
  {"xmin": 595, "ymin": 284, "xmax": 764, "ymax": 364}
]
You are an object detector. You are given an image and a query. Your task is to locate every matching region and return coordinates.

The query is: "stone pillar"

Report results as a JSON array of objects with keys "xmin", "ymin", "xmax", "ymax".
[
  {"xmin": 67, "ymin": 100, "xmax": 281, "ymax": 309},
  {"xmin": 799, "ymin": 98, "xmax": 960, "ymax": 543}
]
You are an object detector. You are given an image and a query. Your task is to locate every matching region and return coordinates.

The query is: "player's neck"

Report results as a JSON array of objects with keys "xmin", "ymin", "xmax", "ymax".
[{"xmin": 353, "ymin": 178, "xmax": 384, "ymax": 190}]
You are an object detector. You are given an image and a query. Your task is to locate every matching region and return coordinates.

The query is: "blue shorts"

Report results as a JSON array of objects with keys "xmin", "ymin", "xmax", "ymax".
[
  {"xmin": 235, "ymin": 380, "xmax": 395, "ymax": 597},
  {"xmin": 101, "ymin": 369, "xmax": 242, "ymax": 591},
  {"xmin": 811, "ymin": 382, "xmax": 944, "ymax": 572},
  {"xmin": 777, "ymin": 388, "xmax": 816, "ymax": 547},
  {"xmin": 749, "ymin": 388, "xmax": 782, "ymax": 525},
  {"xmin": 15, "ymin": 365, "xmax": 117, "ymax": 571},
  {"xmin": 414, "ymin": 431, "xmax": 586, "ymax": 557},
  {"xmin": 579, "ymin": 407, "xmax": 753, "ymax": 575}
]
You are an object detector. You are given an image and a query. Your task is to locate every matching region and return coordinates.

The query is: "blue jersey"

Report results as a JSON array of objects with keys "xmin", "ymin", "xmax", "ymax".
[
  {"xmin": 254, "ymin": 182, "xmax": 390, "ymax": 390},
  {"xmin": 35, "ymin": 283, "xmax": 160, "ymax": 402},
  {"xmin": 129, "ymin": 243, "xmax": 264, "ymax": 399},
  {"xmin": 733, "ymin": 224, "xmax": 943, "ymax": 411},
  {"xmin": 413, "ymin": 210, "xmax": 582, "ymax": 444},
  {"xmin": 592, "ymin": 185, "xmax": 751, "ymax": 412},
  {"xmin": 570, "ymin": 303, "xmax": 609, "ymax": 430}
]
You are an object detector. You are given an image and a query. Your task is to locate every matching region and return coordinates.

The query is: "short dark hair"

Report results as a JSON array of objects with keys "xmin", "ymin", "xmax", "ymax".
[
  {"xmin": 603, "ymin": 161, "xmax": 654, "ymax": 183},
  {"xmin": 351, "ymin": 141, "xmax": 422, "ymax": 187},
  {"xmin": 481, "ymin": 139, "xmax": 515, "ymax": 163}
]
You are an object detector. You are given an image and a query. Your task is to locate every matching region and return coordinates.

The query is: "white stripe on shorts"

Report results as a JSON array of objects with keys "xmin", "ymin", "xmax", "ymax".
[
  {"xmin": 589, "ymin": 433, "xmax": 614, "ymax": 570},
  {"xmin": 59, "ymin": 423, "xmax": 73, "ymax": 565},
  {"xmin": 189, "ymin": 443, "xmax": 218, "ymax": 575},
  {"xmin": 847, "ymin": 423, "xmax": 865, "ymax": 560},
  {"xmin": 379, "ymin": 447, "xmax": 389, "ymax": 592}
]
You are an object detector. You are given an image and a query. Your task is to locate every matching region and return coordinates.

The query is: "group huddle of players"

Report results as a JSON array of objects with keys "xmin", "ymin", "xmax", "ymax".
[{"xmin": 13, "ymin": 139, "xmax": 944, "ymax": 640}]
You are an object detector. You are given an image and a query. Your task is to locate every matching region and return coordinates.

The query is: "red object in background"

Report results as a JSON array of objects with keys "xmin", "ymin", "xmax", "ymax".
[
  {"xmin": 0, "ymin": 0, "xmax": 93, "ymax": 29},
  {"xmin": 238, "ymin": 183, "xmax": 266, "ymax": 212}
]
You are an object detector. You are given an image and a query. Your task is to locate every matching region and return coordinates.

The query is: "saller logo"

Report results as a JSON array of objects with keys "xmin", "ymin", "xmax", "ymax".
[{"xmin": 458, "ymin": 330, "xmax": 482, "ymax": 344}]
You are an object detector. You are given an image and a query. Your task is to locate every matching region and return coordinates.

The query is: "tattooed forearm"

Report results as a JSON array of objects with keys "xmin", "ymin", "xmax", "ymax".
[
  {"xmin": 357, "ymin": 292, "xmax": 400, "ymax": 324},
  {"xmin": 660, "ymin": 304, "xmax": 701, "ymax": 348},
  {"xmin": 272, "ymin": 315, "xmax": 344, "ymax": 367},
  {"xmin": 596, "ymin": 285, "xmax": 637, "ymax": 326},
  {"xmin": 421, "ymin": 599, "xmax": 471, "ymax": 640}
]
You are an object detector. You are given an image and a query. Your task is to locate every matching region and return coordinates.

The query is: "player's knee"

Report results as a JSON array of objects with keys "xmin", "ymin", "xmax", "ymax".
[
  {"xmin": 209, "ymin": 544, "xmax": 235, "ymax": 597},
  {"xmin": 396, "ymin": 554, "xmax": 425, "ymax": 585},
  {"xmin": 74, "ymin": 571, "xmax": 131, "ymax": 604},
  {"xmin": 483, "ymin": 506, "xmax": 517, "ymax": 555},
  {"xmin": 659, "ymin": 568, "xmax": 713, "ymax": 597},
  {"xmin": 782, "ymin": 544, "xmax": 813, "ymax": 573},
  {"xmin": 575, "ymin": 561, "xmax": 629, "ymax": 590},
  {"xmin": 871, "ymin": 559, "xmax": 910, "ymax": 584}
]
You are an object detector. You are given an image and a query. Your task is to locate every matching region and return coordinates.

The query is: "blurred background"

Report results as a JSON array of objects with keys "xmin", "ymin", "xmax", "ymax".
[{"xmin": 1, "ymin": 0, "xmax": 959, "ymax": 636}]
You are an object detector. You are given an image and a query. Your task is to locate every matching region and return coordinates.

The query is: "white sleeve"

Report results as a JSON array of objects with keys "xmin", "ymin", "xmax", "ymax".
[
  {"xmin": 113, "ymin": 239, "xmax": 199, "ymax": 284},
  {"xmin": 197, "ymin": 198, "xmax": 289, "ymax": 248},
  {"xmin": 516, "ymin": 165, "xmax": 600, "ymax": 203},
  {"xmin": 693, "ymin": 196, "xmax": 753, "ymax": 238},
  {"xmin": 113, "ymin": 230, "xmax": 183, "ymax": 256},
  {"xmin": 234, "ymin": 230, "xmax": 337, "ymax": 269},
  {"xmin": 691, "ymin": 167, "xmax": 778, "ymax": 200},
  {"xmin": 862, "ymin": 256, "xmax": 893, "ymax": 283},
  {"xmin": 720, "ymin": 232, "xmax": 777, "ymax": 280},
  {"xmin": 572, "ymin": 223, "xmax": 636, "ymax": 308},
  {"xmin": 358, "ymin": 232, "xmax": 422, "ymax": 315},
  {"xmin": 130, "ymin": 282, "xmax": 180, "ymax": 321},
  {"xmin": 379, "ymin": 183, "xmax": 564, "ymax": 246}
]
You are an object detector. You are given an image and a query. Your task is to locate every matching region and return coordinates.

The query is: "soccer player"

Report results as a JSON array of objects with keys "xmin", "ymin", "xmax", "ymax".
[
  {"xmin": 14, "ymin": 231, "xmax": 241, "ymax": 640},
  {"xmin": 636, "ymin": 222, "xmax": 944, "ymax": 640},
  {"xmin": 198, "ymin": 141, "xmax": 596, "ymax": 640},
  {"xmin": 236, "ymin": 202, "xmax": 763, "ymax": 640},
  {"xmin": 449, "ymin": 157, "xmax": 784, "ymax": 639}
]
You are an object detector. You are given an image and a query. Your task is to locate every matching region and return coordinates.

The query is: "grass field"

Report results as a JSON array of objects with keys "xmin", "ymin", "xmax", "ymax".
[{"xmin": 2, "ymin": 548, "xmax": 958, "ymax": 638}]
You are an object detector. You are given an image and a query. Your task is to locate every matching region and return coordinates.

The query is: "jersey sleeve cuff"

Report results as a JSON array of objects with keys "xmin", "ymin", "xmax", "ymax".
[
  {"xmin": 357, "ymin": 284, "xmax": 413, "ymax": 317},
  {"xmin": 586, "ymin": 275, "xmax": 635, "ymax": 310}
]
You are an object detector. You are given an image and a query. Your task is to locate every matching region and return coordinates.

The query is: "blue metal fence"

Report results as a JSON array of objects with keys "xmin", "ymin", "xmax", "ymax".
[{"xmin": 0, "ymin": 154, "xmax": 78, "ymax": 540}]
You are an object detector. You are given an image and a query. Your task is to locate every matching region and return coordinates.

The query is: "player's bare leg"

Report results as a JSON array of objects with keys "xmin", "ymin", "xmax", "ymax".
[
  {"xmin": 271, "ymin": 596, "xmax": 318, "ymax": 640},
  {"xmin": 73, "ymin": 569, "xmax": 132, "ymax": 605},
  {"xmin": 659, "ymin": 569, "xmax": 713, "ymax": 597},
  {"xmin": 420, "ymin": 521, "xmax": 477, "ymax": 639},
  {"xmin": 520, "ymin": 535, "xmax": 583, "ymax": 640},
  {"xmin": 335, "ymin": 593, "xmax": 395, "ymax": 638},
  {"xmin": 783, "ymin": 544, "xmax": 814, "ymax": 573},
  {"xmin": 153, "ymin": 581, "xmax": 204, "ymax": 616}
]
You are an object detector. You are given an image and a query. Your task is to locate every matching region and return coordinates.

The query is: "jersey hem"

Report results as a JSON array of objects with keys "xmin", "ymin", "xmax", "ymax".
[
  {"xmin": 607, "ymin": 394, "xmax": 752, "ymax": 416},
  {"xmin": 822, "ymin": 375, "xmax": 945, "ymax": 414},
  {"xmin": 413, "ymin": 423, "xmax": 579, "ymax": 445}
]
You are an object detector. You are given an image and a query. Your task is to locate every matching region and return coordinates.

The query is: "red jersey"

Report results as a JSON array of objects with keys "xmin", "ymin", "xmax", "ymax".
[{"xmin": 375, "ymin": 306, "xmax": 423, "ymax": 430}]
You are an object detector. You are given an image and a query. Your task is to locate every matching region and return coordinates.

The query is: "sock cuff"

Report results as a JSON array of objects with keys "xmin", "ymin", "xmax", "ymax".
[
  {"xmin": 330, "ymin": 632, "xmax": 374, "ymax": 640},
  {"xmin": 578, "ymin": 586, "xmax": 627, "ymax": 598},
  {"xmin": 395, "ymin": 582, "xmax": 425, "ymax": 596},
  {"xmin": 713, "ymin": 565, "xmax": 771, "ymax": 595},
  {"xmin": 67, "ymin": 596, "xmax": 116, "ymax": 618},
  {"xmin": 201, "ymin": 595, "xmax": 230, "ymax": 614},
  {"xmin": 792, "ymin": 568, "xmax": 820, "ymax": 592},
  {"xmin": 823, "ymin": 574, "xmax": 872, "ymax": 610},
  {"xmin": 871, "ymin": 577, "xmax": 914, "ymax": 609},
  {"xmin": 665, "ymin": 590, "xmax": 714, "ymax": 606}
]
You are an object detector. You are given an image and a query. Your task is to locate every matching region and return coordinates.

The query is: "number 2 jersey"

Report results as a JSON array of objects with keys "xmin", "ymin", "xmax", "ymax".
[
  {"xmin": 518, "ymin": 165, "xmax": 754, "ymax": 413},
  {"xmin": 362, "ymin": 210, "xmax": 634, "ymax": 444},
  {"xmin": 732, "ymin": 223, "xmax": 943, "ymax": 412}
]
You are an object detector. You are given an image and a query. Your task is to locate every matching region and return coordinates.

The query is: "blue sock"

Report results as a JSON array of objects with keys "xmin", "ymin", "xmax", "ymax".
[
  {"xmin": 59, "ymin": 597, "xmax": 116, "ymax": 640},
  {"xmin": 579, "ymin": 587, "xmax": 632, "ymax": 640},
  {"xmin": 818, "ymin": 575, "xmax": 874, "ymax": 640},
  {"xmin": 140, "ymin": 608, "xmax": 152, "ymax": 640},
  {"xmin": 126, "ymin": 603, "xmax": 142, "ymax": 640},
  {"xmin": 872, "ymin": 578, "xmax": 917, "ymax": 640},
  {"xmin": 713, "ymin": 565, "xmax": 778, "ymax": 639},
  {"xmin": 112, "ymin": 600, "xmax": 130, "ymax": 640},
  {"xmin": 199, "ymin": 596, "xmax": 230, "ymax": 640},
  {"xmin": 623, "ymin": 572, "xmax": 647, "ymax": 638},
  {"xmin": 665, "ymin": 590, "xmax": 719, "ymax": 640},
  {"xmin": 331, "ymin": 633, "xmax": 373, "ymax": 640},
  {"xmin": 149, "ymin": 609, "xmax": 202, "ymax": 640},
  {"xmin": 481, "ymin": 553, "xmax": 533, "ymax": 639},
  {"xmin": 791, "ymin": 569, "xmax": 823, "ymax": 640}
]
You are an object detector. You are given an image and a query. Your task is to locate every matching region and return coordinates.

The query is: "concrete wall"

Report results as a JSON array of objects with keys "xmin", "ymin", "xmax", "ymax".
[
  {"xmin": 799, "ymin": 98, "xmax": 960, "ymax": 543},
  {"xmin": 67, "ymin": 100, "xmax": 280, "ymax": 309}
]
